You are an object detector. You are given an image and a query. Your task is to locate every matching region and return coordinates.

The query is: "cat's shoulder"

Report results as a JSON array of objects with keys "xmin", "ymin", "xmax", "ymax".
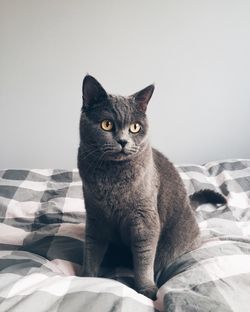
[
  {"xmin": 152, "ymin": 147, "xmax": 171, "ymax": 165},
  {"xmin": 152, "ymin": 147, "xmax": 178, "ymax": 175}
]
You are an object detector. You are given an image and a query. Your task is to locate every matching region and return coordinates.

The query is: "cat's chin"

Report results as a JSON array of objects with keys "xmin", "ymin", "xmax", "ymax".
[{"xmin": 106, "ymin": 151, "xmax": 136, "ymax": 162}]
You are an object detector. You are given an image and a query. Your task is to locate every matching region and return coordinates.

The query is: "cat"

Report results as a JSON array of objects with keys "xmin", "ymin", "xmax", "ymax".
[{"xmin": 77, "ymin": 75, "xmax": 226, "ymax": 300}]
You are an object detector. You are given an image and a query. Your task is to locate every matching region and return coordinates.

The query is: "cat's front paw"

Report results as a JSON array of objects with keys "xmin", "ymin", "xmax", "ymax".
[{"xmin": 138, "ymin": 285, "xmax": 158, "ymax": 301}]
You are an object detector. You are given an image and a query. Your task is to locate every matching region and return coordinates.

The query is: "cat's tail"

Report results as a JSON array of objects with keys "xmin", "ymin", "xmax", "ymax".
[{"xmin": 189, "ymin": 189, "xmax": 227, "ymax": 209}]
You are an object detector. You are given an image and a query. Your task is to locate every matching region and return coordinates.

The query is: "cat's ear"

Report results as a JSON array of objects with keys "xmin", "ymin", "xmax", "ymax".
[
  {"xmin": 82, "ymin": 75, "xmax": 108, "ymax": 110},
  {"xmin": 132, "ymin": 84, "xmax": 155, "ymax": 112}
]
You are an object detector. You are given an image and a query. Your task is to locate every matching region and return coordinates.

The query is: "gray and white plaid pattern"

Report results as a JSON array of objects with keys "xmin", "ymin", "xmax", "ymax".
[{"xmin": 0, "ymin": 160, "xmax": 249, "ymax": 311}]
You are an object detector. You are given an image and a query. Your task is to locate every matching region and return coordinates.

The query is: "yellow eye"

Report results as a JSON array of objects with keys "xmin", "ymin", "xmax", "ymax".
[
  {"xmin": 101, "ymin": 120, "xmax": 113, "ymax": 131},
  {"xmin": 129, "ymin": 123, "xmax": 141, "ymax": 133}
]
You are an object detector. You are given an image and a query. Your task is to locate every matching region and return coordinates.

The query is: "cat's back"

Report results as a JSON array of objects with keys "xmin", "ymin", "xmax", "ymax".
[
  {"xmin": 152, "ymin": 148, "xmax": 189, "ymax": 222},
  {"xmin": 152, "ymin": 148, "xmax": 182, "ymax": 183}
]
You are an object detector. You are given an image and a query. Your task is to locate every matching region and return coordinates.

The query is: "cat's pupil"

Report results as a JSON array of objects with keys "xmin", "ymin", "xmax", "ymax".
[
  {"xmin": 129, "ymin": 123, "xmax": 141, "ymax": 133},
  {"xmin": 101, "ymin": 120, "xmax": 113, "ymax": 131}
]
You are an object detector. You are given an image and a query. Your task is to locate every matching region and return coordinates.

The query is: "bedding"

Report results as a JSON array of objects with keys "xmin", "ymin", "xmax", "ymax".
[{"xmin": 0, "ymin": 159, "xmax": 249, "ymax": 312}]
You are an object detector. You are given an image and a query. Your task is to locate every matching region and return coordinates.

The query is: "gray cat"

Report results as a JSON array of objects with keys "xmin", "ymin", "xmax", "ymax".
[{"xmin": 77, "ymin": 75, "xmax": 226, "ymax": 300}]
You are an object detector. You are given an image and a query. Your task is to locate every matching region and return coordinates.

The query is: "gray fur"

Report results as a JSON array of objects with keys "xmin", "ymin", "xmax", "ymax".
[{"xmin": 78, "ymin": 75, "xmax": 201, "ymax": 300}]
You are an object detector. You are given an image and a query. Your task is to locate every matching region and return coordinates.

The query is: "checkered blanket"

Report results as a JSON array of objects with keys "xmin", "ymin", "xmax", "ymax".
[{"xmin": 0, "ymin": 159, "xmax": 250, "ymax": 312}]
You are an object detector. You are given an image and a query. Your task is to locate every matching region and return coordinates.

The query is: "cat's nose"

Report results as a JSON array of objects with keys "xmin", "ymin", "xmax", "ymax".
[{"xmin": 117, "ymin": 139, "xmax": 128, "ymax": 148}]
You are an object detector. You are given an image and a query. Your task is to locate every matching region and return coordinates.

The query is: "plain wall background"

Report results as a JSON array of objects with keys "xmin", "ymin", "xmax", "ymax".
[{"xmin": 1, "ymin": 0, "xmax": 250, "ymax": 168}]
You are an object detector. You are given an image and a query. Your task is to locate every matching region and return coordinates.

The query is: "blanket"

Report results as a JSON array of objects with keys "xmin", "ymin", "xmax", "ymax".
[{"xmin": 0, "ymin": 159, "xmax": 250, "ymax": 311}]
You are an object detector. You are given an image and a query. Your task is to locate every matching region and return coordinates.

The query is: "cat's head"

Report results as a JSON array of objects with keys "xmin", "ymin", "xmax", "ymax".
[{"xmin": 79, "ymin": 75, "xmax": 154, "ymax": 162}]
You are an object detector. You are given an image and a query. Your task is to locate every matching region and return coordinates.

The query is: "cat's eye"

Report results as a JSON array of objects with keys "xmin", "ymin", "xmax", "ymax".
[
  {"xmin": 101, "ymin": 120, "xmax": 113, "ymax": 131},
  {"xmin": 129, "ymin": 123, "xmax": 141, "ymax": 134}
]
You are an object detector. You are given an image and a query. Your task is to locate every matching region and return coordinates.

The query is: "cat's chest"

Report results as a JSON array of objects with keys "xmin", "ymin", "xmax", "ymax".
[
  {"xmin": 82, "ymin": 160, "xmax": 158, "ymax": 218},
  {"xmin": 83, "ymin": 164, "xmax": 153, "ymax": 211},
  {"xmin": 86, "ymin": 170, "xmax": 136, "ymax": 203}
]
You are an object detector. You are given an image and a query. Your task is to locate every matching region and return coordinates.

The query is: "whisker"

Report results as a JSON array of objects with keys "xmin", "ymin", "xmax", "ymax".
[
  {"xmin": 79, "ymin": 148, "xmax": 100, "ymax": 161},
  {"xmin": 91, "ymin": 151, "xmax": 108, "ymax": 175},
  {"xmin": 86, "ymin": 150, "xmax": 109, "ymax": 174}
]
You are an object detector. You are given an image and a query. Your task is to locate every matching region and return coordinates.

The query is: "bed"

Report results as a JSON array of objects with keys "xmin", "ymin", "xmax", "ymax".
[{"xmin": 0, "ymin": 159, "xmax": 249, "ymax": 312}]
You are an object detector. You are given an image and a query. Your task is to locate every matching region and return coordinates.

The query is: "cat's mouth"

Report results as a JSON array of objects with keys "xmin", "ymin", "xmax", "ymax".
[
  {"xmin": 111, "ymin": 149, "xmax": 134, "ymax": 161},
  {"xmin": 100, "ymin": 144, "xmax": 140, "ymax": 161},
  {"xmin": 104, "ymin": 148, "xmax": 137, "ymax": 161}
]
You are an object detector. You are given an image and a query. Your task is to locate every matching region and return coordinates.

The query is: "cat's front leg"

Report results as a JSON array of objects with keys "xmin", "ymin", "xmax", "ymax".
[
  {"xmin": 130, "ymin": 214, "xmax": 160, "ymax": 300},
  {"xmin": 82, "ymin": 218, "xmax": 108, "ymax": 277}
]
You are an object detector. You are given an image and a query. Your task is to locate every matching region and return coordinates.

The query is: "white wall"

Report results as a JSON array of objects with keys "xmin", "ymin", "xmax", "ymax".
[{"xmin": 1, "ymin": 0, "xmax": 250, "ymax": 168}]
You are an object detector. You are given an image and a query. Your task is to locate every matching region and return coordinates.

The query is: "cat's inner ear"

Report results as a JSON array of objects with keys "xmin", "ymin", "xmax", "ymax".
[
  {"xmin": 132, "ymin": 84, "xmax": 155, "ymax": 112},
  {"xmin": 82, "ymin": 75, "xmax": 108, "ymax": 110}
]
